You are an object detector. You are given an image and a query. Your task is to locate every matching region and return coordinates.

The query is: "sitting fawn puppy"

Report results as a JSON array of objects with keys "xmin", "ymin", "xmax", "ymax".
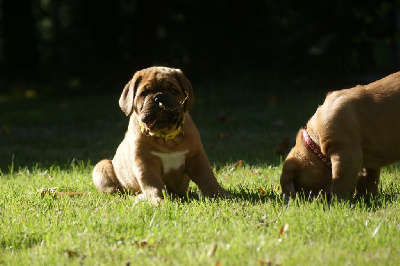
[{"xmin": 93, "ymin": 67, "xmax": 228, "ymax": 203}]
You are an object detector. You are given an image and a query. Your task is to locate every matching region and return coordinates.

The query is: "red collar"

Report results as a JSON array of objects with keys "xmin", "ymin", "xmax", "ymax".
[{"xmin": 302, "ymin": 129, "xmax": 332, "ymax": 168}]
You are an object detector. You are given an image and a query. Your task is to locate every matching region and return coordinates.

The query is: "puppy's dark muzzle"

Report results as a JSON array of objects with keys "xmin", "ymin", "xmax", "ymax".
[
  {"xmin": 141, "ymin": 93, "xmax": 184, "ymax": 129},
  {"xmin": 152, "ymin": 108, "xmax": 182, "ymax": 128}
]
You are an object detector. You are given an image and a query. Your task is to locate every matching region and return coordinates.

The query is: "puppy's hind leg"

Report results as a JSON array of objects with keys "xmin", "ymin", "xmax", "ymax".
[
  {"xmin": 93, "ymin": 159, "xmax": 123, "ymax": 193},
  {"xmin": 356, "ymin": 167, "xmax": 380, "ymax": 195}
]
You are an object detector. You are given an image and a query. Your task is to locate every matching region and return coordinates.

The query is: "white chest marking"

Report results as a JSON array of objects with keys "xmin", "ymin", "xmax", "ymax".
[{"xmin": 151, "ymin": 150, "xmax": 189, "ymax": 174}]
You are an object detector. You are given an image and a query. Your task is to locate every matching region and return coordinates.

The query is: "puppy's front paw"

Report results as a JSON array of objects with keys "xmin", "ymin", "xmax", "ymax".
[
  {"xmin": 133, "ymin": 193, "xmax": 147, "ymax": 202},
  {"xmin": 207, "ymin": 188, "xmax": 231, "ymax": 199},
  {"xmin": 329, "ymin": 189, "xmax": 355, "ymax": 203},
  {"xmin": 133, "ymin": 193, "xmax": 163, "ymax": 205},
  {"xmin": 219, "ymin": 189, "xmax": 232, "ymax": 199}
]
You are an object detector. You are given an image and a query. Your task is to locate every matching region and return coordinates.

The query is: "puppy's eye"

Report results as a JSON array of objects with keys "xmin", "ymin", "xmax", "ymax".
[{"xmin": 139, "ymin": 90, "xmax": 150, "ymax": 97}]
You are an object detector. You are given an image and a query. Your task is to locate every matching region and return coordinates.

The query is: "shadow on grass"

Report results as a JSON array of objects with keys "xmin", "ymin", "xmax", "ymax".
[
  {"xmin": 281, "ymin": 192, "xmax": 400, "ymax": 211},
  {"xmin": 43, "ymin": 186, "xmax": 398, "ymax": 211},
  {"xmin": 226, "ymin": 187, "xmax": 282, "ymax": 204},
  {"xmin": 153, "ymin": 187, "xmax": 284, "ymax": 205},
  {"xmin": 350, "ymin": 193, "xmax": 400, "ymax": 210}
]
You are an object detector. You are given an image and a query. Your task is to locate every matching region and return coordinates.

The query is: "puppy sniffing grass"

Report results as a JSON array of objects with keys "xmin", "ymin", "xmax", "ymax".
[{"xmin": 281, "ymin": 72, "xmax": 400, "ymax": 200}]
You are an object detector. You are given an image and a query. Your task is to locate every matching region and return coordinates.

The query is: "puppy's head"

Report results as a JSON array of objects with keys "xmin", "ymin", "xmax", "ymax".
[
  {"xmin": 119, "ymin": 67, "xmax": 194, "ymax": 137},
  {"xmin": 280, "ymin": 131, "xmax": 332, "ymax": 198}
]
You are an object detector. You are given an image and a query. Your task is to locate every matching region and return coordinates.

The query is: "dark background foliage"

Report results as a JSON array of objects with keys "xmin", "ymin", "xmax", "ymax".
[
  {"xmin": 1, "ymin": 0, "xmax": 399, "ymax": 95},
  {"xmin": 1, "ymin": 0, "xmax": 400, "ymax": 171}
]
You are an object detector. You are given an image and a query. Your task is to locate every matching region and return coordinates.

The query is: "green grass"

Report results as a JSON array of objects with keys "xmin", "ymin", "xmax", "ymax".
[{"xmin": 1, "ymin": 77, "xmax": 400, "ymax": 265}]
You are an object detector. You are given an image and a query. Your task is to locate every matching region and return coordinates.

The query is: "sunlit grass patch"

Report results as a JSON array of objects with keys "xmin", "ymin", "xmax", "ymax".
[{"xmin": 1, "ymin": 79, "xmax": 400, "ymax": 265}]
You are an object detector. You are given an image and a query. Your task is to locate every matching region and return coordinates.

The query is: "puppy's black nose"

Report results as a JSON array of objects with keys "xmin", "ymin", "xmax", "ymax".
[
  {"xmin": 154, "ymin": 97, "xmax": 165, "ymax": 109},
  {"xmin": 154, "ymin": 95, "xmax": 166, "ymax": 105}
]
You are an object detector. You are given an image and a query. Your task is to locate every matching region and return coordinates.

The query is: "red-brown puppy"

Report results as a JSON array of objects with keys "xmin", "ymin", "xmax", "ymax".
[
  {"xmin": 281, "ymin": 72, "xmax": 400, "ymax": 199},
  {"xmin": 93, "ymin": 67, "xmax": 227, "ymax": 203}
]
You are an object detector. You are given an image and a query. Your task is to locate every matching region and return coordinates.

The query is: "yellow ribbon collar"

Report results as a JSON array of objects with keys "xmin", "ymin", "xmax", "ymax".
[{"xmin": 139, "ymin": 116, "xmax": 185, "ymax": 141}]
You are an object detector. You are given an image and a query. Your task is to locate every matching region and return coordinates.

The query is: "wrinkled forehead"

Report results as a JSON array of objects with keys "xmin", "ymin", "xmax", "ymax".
[{"xmin": 140, "ymin": 68, "xmax": 179, "ymax": 87}]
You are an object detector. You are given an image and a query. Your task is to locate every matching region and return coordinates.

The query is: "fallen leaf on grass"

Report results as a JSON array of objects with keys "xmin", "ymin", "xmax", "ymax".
[
  {"xmin": 233, "ymin": 160, "xmax": 244, "ymax": 168},
  {"xmin": 64, "ymin": 249, "xmax": 87, "ymax": 263},
  {"xmin": 258, "ymin": 187, "xmax": 266, "ymax": 195},
  {"xmin": 258, "ymin": 259, "xmax": 272, "ymax": 266},
  {"xmin": 207, "ymin": 242, "xmax": 218, "ymax": 257},
  {"xmin": 135, "ymin": 240, "xmax": 149, "ymax": 248},
  {"xmin": 39, "ymin": 187, "xmax": 58, "ymax": 197},
  {"xmin": 225, "ymin": 160, "xmax": 244, "ymax": 171},
  {"xmin": 215, "ymin": 260, "xmax": 222, "ymax": 266},
  {"xmin": 133, "ymin": 240, "xmax": 157, "ymax": 250},
  {"xmin": 38, "ymin": 187, "xmax": 90, "ymax": 197},
  {"xmin": 267, "ymin": 185, "xmax": 281, "ymax": 192},
  {"xmin": 278, "ymin": 223, "xmax": 289, "ymax": 240},
  {"xmin": 64, "ymin": 249, "xmax": 80, "ymax": 258}
]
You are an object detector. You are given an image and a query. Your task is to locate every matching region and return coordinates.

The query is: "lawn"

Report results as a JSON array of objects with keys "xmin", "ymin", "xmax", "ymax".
[{"xmin": 1, "ymin": 75, "xmax": 399, "ymax": 265}]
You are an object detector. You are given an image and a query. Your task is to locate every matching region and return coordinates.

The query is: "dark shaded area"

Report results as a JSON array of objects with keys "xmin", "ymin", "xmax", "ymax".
[
  {"xmin": 1, "ymin": 1, "xmax": 400, "ymax": 172},
  {"xmin": 1, "ymin": 0, "xmax": 399, "ymax": 95},
  {"xmin": 0, "ymin": 80, "xmax": 324, "ymax": 172}
]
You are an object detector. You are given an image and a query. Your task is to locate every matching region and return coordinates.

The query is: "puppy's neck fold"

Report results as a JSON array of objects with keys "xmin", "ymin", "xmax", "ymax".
[
  {"xmin": 306, "ymin": 114, "xmax": 322, "ymax": 146},
  {"xmin": 305, "ymin": 126, "xmax": 320, "ymax": 147},
  {"xmin": 302, "ymin": 128, "xmax": 332, "ymax": 168}
]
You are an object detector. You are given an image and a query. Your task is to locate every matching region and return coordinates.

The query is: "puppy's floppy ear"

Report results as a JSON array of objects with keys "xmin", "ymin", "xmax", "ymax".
[
  {"xmin": 119, "ymin": 72, "xmax": 142, "ymax": 116},
  {"xmin": 280, "ymin": 158, "xmax": 300, "ymax": 197},
  {"xmin": 174, "ymin": 69, "xmax": 194, "ymax": 111}
]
